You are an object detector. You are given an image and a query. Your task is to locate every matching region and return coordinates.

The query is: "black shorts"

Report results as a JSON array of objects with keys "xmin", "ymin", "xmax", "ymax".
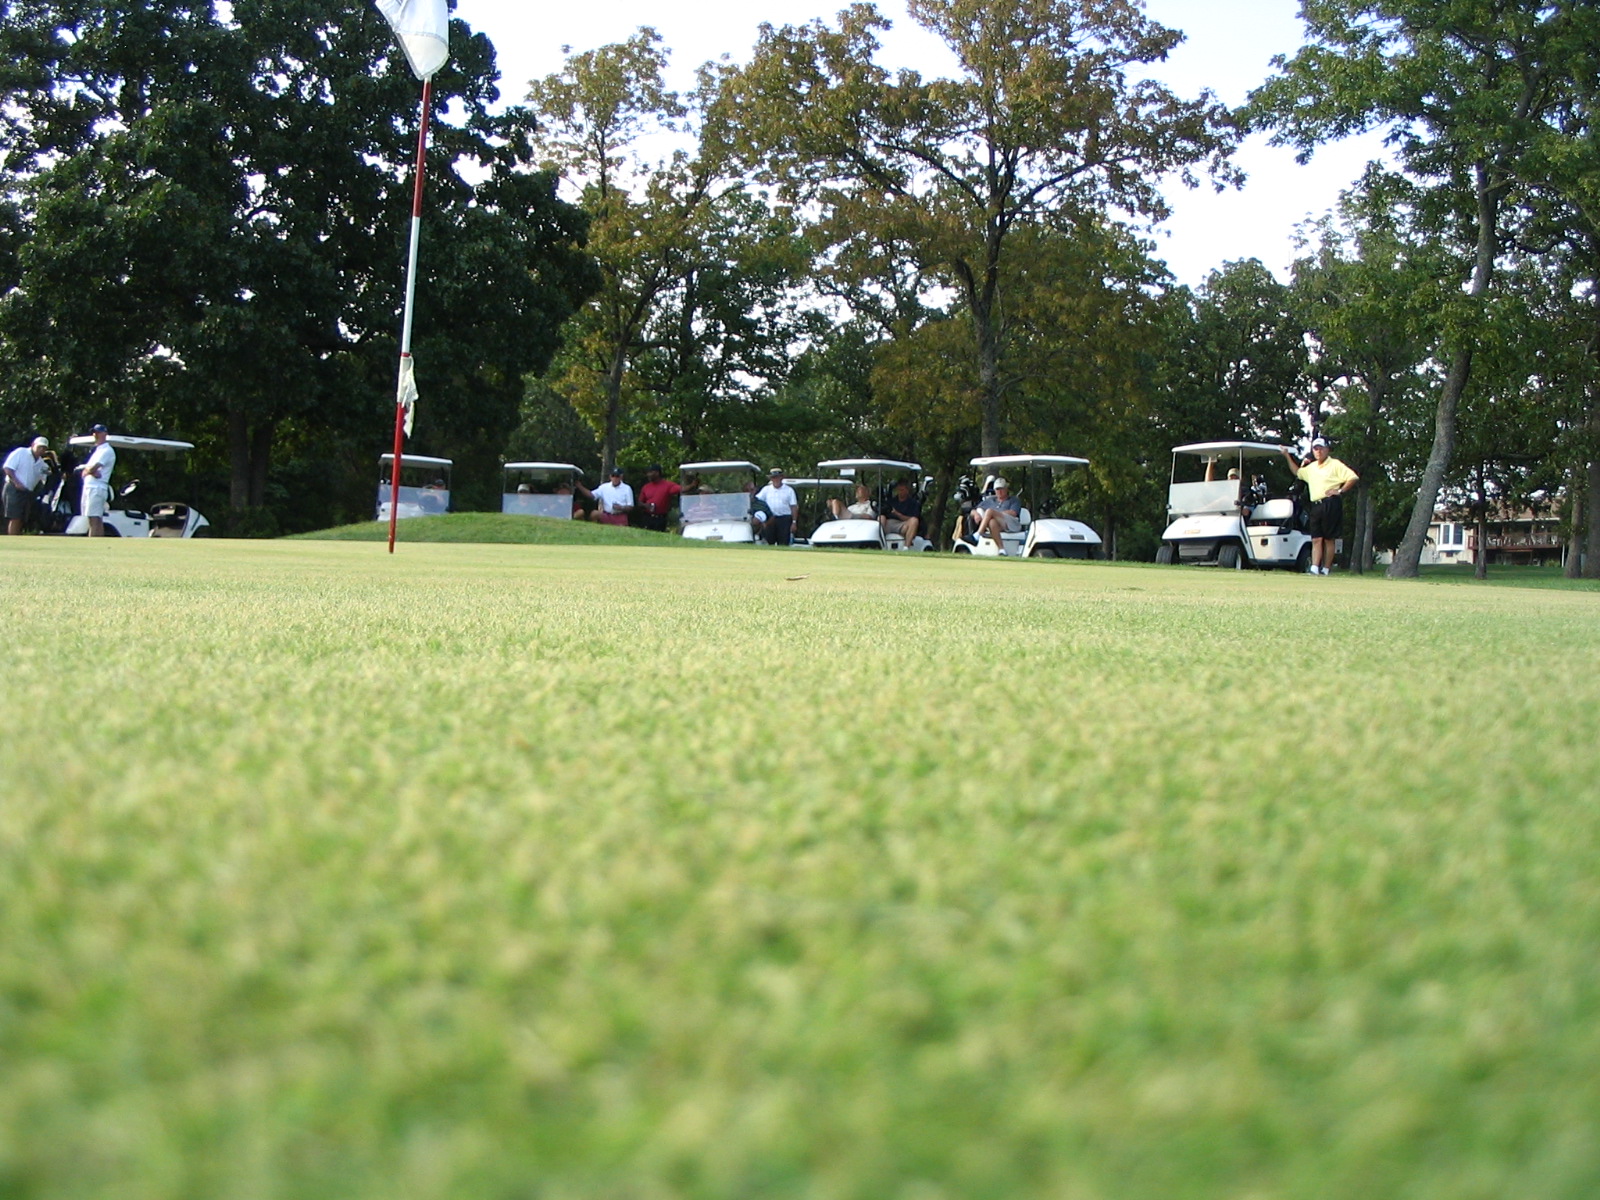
[
  {"xmin": 2, "ymin": 482, "xmax": 30, "ymax": 521},
  {"xmin": 1307, "ymin": 494, "xmax": 1343, "ymax": 539}
]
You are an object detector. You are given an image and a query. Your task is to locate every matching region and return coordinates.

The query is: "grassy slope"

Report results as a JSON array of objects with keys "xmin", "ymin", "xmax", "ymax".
[
  {"xmin": 2, "ymin": 539, "xmax": 1598, "ymax": 1200},
  {"xmin": 297, "ymin": 511, "xmax": 712, "ymax": 547}
]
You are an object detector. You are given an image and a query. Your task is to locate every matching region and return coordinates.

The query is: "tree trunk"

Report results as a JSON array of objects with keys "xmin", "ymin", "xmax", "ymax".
[
  {"xmin": 228, "ymin": 406, "xmax": 251, "ymax": 511},
  {"xmin": 1585, "ymin": 453, "xmax": 1600, "ymax": 580},
  {"xmin": 1388, "ymin": 164, "xmax": 1499, "ymax": 579},
  {"xmin": 1473, "ymin": 470, "xmax": 1489, "ymax": 580},
  {"xmin": 1565, "ymin": 459, "xmax": 1586, "ymax": 578},
  {"xmin": 602, "ymin": 349, "xmax": 626, "ymax": 472},
  {"xmin": 974, "ymin": 306, "xmax": 1001, "ymax": 456},
  {"xmin": 1351, "ymin": 480, "xmax": 1373, "ymax": 574},
  {"xmin": 248, "ymin": 419, "xmax": 275, "ymax": 508}
]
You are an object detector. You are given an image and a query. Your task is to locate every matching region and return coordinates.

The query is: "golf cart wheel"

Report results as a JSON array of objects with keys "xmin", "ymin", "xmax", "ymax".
[
  {"xmin": 1217, "ymin": 543, "xmax": 1242, "ymax": 570},
  {"xmin": 953, "ymin": 541, "xmax": 973, "ymax": 555},
  {"xmin": 1032, "ymin": 546, "xmax": 1060, "ymax": 559},
  {"xmin": 1295, "ymin": 544, "xmax": 1312, "ymax": 573},
  {"xmin": 1154, "ymin": 544, "xmax": 1175, "ymax": 566},
  {"xmin": 102, "ymin": 525, "xmax": 121, "ymax": 537}
]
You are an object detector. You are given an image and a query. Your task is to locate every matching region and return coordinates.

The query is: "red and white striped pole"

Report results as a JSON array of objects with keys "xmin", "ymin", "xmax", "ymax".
[{"xmin": 388, "ymin": 77, "xmax": 434, "ymax": 554}]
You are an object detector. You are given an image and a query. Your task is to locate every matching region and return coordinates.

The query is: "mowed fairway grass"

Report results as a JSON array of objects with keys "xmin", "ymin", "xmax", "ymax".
[{"xmin": 3, "ymin": 537, "xmax": 1599, "ymax": 1200}]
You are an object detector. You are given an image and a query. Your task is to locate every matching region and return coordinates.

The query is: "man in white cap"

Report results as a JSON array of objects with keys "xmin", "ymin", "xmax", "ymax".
[
  {"xmin": 76, "ymin": 424, "xmax": 116, "ymax": 537},
  {"xmin": 1282, "ymin": 437, "xmax": 1357, "ymax": 574},
  {"xmin": 3, "ymin": 436, "xmax": 51, "ymax": 534},
  {"xmin": 755, "ymin": 467, "xmax": 800, "ymax": 545},
  {"xmin": 969, "ymin": 477, "xmax": 1022, "ymax": 551}
]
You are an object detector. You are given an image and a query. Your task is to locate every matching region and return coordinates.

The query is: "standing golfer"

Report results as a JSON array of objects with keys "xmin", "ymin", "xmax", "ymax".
[
  {"xmin": 1282, "ymin": 437, "xmax": 1356, "ymax": 575},
  {"xmin": 76, "ymin": 424, "xmax": 116, "ymax": 537},
  {"xmin": 2, "ymin": 436, "xmax": 50, "ymax": 535}
]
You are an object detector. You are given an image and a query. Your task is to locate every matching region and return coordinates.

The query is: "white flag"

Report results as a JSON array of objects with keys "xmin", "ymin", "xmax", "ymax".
[
  {"xmin": 397, "ymin": 355, "xmax": 418, "ymax": 437},
  {"xmin": 374, "ymin": 0, "xmax": 449, "ymax": 81}
]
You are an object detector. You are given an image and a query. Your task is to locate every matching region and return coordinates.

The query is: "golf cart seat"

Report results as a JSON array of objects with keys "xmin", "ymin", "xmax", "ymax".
[{"xmin": 1246, "ymin": 498, "xmax": 1298, "ymax": 532}]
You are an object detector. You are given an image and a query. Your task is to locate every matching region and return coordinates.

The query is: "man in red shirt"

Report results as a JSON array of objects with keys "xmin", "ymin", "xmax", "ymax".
[{"xmin": 638, "ymin": 464, "xmax": 682, "ymax": 533}]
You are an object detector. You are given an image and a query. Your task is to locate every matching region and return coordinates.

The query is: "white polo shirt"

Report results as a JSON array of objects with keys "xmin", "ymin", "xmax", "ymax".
[
  {"xmin": 594, "ymin": 480, "xmax": 633, "ymax": 514},
  {"xmin": 3, "ymin": 446, "xmax": 46, "ymax": 491},
  {"xmin": 82, "ymin": 441, "xmax": 115, "ymax": 492},
  {"xmin": 756, "ymin": 481, "xmax": 798, "ymax": 517}
]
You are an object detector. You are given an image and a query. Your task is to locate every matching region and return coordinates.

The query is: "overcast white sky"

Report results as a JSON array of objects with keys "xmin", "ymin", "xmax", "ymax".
[{"xmin": 450, "ymin": 0, "xmax": 1388, "ymax": 288}]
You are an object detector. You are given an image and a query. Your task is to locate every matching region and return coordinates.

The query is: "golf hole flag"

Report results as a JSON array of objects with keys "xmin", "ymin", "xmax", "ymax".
[
  {"xmin": 396, "ymin": 355, "xmax": 418, "ymax": 437},
  {"xmin": 375, "ymin": 0, "xmax": 448, "ymax": 80}
]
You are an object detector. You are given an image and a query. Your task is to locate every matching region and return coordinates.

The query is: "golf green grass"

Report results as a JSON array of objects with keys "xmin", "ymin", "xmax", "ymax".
[{"xmin": 3, "ymin": 537, "xmax": 1598, "ymax": 1200}]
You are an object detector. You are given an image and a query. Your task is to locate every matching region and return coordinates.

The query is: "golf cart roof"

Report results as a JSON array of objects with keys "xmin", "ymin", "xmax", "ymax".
[
  {"xmin": 679, "ymin": 460, "xmax": 760, "ymax": 472},
  {"xmin": 971, "ymin": 454, "xmax": 1089, "ymax": 470},
  {"xmin": 1172, "ymin": 441, "xmax": 1286, "ymax": 459},
  {"xmin": 787, "ymin": 478, "xmax": 854, "ymax": 489},
  {"xmin": 504, "ymin": 461, "xmax": 580, "ymax": 472},
  {"xmin": 69, "ymin": 434, "xmax": 194, "ymax": 454},
  {"xmin": 816, "ymin": 458, "xmax": 922, "ymax": 473},
  {"xmin": 380, "ymin": 453, "xmax": 453, "ymax": 468}
]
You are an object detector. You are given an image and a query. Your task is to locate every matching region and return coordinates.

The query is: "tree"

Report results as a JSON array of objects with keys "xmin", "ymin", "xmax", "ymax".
[
  {"xmin": 1290, "ymin": 172, "xmax": 1445, "ymax": 571},
  {"xmin": 527, "ymin": 30, "xmax": 745, "ymax": 472},
  {"xmin": 1250, "ymin": 0, "xmax": 1579, "ymax": 578},
  {"xmin": 1154, "ymin": 258, "xmax": 1311, "ymax": 449},
  {"xmin": 0, "ymin": 0, "xmax": 595, "ymax": 529},
  {"xmin": 722, "ymin": 0, "xmax": 1238, "ymax": 455}
]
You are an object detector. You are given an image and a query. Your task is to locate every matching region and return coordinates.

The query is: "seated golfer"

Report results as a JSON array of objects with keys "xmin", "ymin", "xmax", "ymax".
[
  {"xmin": 589, "ymin": 466, "xmax": 633, "ymax": 526},
  {"xmin": 970, "ymin": 477, "xmax": 1021, "ymax": 549},
  {"xmin": 882, "ymin": 479, "xmax": 921, "ymax": 547},
  {"xmin": 829, "ymin": 483, "xmax": 876, "ymax": 521}
]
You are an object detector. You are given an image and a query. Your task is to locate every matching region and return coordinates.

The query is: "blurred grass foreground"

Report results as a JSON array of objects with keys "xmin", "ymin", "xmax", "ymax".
[{"xmin": 2, "ymin": 537, "xmax": 1598, "ymax": 1200}]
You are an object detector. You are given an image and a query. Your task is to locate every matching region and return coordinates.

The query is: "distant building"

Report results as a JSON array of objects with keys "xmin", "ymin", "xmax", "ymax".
[{"xmin": 1380, "ymin": 503, "xmax": 1572, "ymax": 569}]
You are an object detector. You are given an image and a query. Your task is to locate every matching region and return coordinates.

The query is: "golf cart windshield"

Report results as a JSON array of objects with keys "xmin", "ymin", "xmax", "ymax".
[
  {"xmin": 503, "ymin": 462, "xmax": 580, "ymax": 518},
  {"xmin": 679, "ymin": 461, "xmax": 759, "ymax": 524},
  {"xmin": 379, "ymin": 454, "xmax": 452, "ymax": 517},
  {"xmin": 1169, "ymin": 443, "xmax": 1290, "ymax": 517}
]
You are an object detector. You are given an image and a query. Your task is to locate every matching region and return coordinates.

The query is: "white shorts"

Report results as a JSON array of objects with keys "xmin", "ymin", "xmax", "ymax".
[{"xmin": 81, "ymin": 485, "xmax": 110, "ymax": 517}]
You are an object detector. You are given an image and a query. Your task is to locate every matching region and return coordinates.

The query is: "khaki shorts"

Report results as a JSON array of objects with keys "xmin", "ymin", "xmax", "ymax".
[{"xmin": 82, "ymin": 485, "xmax": 110, "ymax": 518}]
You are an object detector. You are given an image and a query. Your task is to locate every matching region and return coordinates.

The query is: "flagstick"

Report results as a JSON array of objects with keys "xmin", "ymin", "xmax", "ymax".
[{"xmin": 388, "ymin": 76, "xmax": 434, "ymax": 554}]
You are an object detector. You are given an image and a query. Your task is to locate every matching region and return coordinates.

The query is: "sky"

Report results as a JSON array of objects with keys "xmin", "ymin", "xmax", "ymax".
[{"xmin": 450, "ymin": 0, "xmax": 1390, "ymax": 288}]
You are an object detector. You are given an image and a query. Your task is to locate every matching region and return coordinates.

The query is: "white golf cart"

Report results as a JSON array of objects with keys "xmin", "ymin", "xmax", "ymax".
[
  {"xmin": 1157, "ymin": 441, "xmax": 1311, "ymax": 571},
  {"xmin": 63, "ymin": 434, "xmax": 211, "ymax": 537},
  {"xmin": 502, "ymin": 461, "xmax": 582, "ymax": 519},
  {"xmin": 954, "ymin": 454, "xmax": 1103, "ymax": 558},
  {"xmin": 786, "ymin": 477, "xmax": 853, "ymax": 546},
  {"xmin": 376, "ymin": 453, "xmax": 452, "ymax": 522},
  {"xmin": 679, "ymin": 460, "xmax": 762, "ymax": 543},
  {"xmin": 807, "ymin": 458, "xmax": 932, "ymax": 550}
]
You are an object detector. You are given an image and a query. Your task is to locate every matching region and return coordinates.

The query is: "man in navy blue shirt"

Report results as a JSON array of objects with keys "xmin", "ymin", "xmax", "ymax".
[{"xmin": 882, "ymin": 478, "xmax": 922, "ymax": 548}]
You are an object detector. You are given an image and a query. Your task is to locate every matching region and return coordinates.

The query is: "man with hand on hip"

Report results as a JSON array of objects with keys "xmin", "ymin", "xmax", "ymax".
[
  {"xmin": 1283, "ymin": 437, "xmax": 1357, "ymax": 575},
  {"xmin": 77, "ymin": 425, "xmax": 116, "ymax": 537}
]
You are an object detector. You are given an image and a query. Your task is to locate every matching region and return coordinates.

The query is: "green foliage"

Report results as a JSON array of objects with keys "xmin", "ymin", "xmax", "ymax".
[
  {"xmin": 722, "ymin": 0, "xmax": 1239, "ymax": 454},
  {"xmin": 0, "ymin": 0, "xmax": 596, "ymax": 526}
]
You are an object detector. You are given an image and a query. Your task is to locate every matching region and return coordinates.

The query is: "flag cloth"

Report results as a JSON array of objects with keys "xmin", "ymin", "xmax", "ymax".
[
  {"xmin": 374, "ymin": 0, "xmax": 449, "ymax": 80},
  {"xmin": 397, "ymin": 355, "xmax": 418, "ymax": 437}
]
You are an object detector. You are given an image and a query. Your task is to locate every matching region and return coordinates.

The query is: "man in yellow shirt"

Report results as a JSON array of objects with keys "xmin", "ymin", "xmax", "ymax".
[{"xmin": 1282, "ymin": 437, "xmax": 1357, "ymax": 575}]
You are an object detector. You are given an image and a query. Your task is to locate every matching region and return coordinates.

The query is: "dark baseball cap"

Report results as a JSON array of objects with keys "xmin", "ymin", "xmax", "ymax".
[
  {"xmin": 90, "ymin": 423, "xmax": 108, "ymax": 433},
  {"xmin": 608, "ymin": 465, "xmax": 623, "ymax": 475}
]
